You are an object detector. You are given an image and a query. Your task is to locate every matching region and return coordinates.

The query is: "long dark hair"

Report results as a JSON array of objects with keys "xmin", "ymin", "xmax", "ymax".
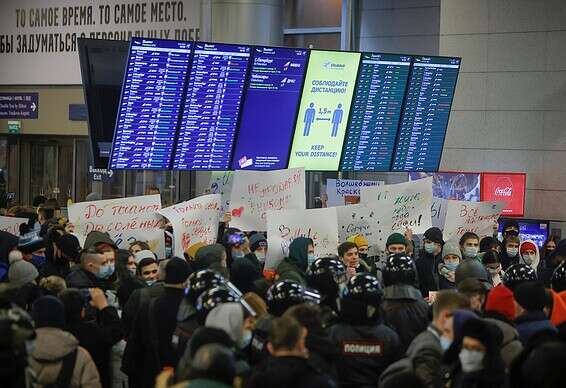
[{"xmin": 115, "ymin": 249, "xmax": 134, "ymax": 282}]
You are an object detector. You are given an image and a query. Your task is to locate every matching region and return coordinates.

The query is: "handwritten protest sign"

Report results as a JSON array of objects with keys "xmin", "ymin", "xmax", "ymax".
[
  {"xmin": 68, "ymin": 194, "xmax": 165, "ymax": 257},
  {"xmin": 230, "ymin": 168, "xmax": 306, "ymax": 231},
  {"xmin": 0, "ymin": 216, "xmax": 28, "ymax": 236},
  {"xmin": 208, "ymin": 171, "xmax": 234, "ymax": 212},
  {"xmin": 265, "ymin": 207, "xmax": 339, "ymax": 270},
  {"xmin": 158, "ymin": 194, "xmax": 222, "ymax": 258},
  {"xmin": 336, "ymin": 204, "xmax": 390, "ymax": 251},
  {"xmin": 326, "ymin": 179, "xmax": 384, "ymax": 207},
  {"xmin": 431, "ymin": 197, "xmax": 448, "ymax": 229},
  {"xmin": 360, "ymin": 177, "xmax": 433, "ymax": 234},
  {"xmin": 443, "ymin": 200, "xmax": 506, "ymax": 242}
]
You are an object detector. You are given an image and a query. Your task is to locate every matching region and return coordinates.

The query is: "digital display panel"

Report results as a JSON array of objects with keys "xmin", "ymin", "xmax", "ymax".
[
  {"xmin": 173, "ymin": 42, "xmax": 251, "ymax": 170},
  {"xmin": 392, "ymin": 56, "xmax": 460, "ymax": 172},
  {"xmin": 340, "ymin": 53, "xmax": 411, "ymax": 171},
  {"xmin": 231, "ymin": 47, "xmax": 308, "ymax": 170},
  {"xmin": 110, "ymin": 39, "xmax": 191, "ymax": 169},
  {"xmin": 288, "ymin": 50, "xmax": 361, "ymax": 171}
]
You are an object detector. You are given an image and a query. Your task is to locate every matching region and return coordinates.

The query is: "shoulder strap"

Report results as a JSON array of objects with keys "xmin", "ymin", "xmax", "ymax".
[{"xmin": 55, "ymin": 349, "xmax": 78, "ymax": 388}]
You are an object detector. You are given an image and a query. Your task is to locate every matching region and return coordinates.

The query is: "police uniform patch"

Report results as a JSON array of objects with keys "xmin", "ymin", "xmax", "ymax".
[{"xmin": 341, "ymin": 340, "xmax": 384, "ymax": 357}]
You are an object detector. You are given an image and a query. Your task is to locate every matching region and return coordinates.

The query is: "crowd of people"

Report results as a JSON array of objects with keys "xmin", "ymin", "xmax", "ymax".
[{"xmin": 1, "ymin": 195, "xmax": 566, "ymax": 388}]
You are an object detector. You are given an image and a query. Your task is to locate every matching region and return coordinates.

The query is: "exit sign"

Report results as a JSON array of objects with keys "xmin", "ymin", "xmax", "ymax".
[{"xmin": 7, "ymin": 120, "xmax": 20, "ymax": 133}]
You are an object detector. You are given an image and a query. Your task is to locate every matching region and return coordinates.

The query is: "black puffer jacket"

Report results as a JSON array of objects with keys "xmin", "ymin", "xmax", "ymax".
[
  {"xmin": 248, "ymin": 356, "xmax": 336, "ymax": 388},
  {"xmin": 415, "ymin": 251, "xmax": 441, "ymax": 297},
  {"xmin": 381, "ymin": 284, "xmax": 429, "ymax": 352}
]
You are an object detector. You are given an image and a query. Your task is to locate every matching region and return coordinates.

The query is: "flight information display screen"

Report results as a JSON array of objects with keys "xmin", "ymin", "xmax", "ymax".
[
  {"xmin": 173, "ymin": 42, "xmax": 251, "ymax": 170},
  {"xmin": 231, "ymin": 47, "xmax": 308, "ymax": 170},
  {"xmin": 340, "ymin": 53, "xmax": 411, "ymax": 171},
  {"xmin": 392, "ymin": 56, "xmax": 460, "ymax": 171},
  {"xmin": 110, "ymin": 39, "xmax": 191, "ymax": 169}
]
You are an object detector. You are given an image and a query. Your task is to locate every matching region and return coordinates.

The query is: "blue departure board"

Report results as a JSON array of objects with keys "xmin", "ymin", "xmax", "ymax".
[
  {"xmin": 392, "ymin": 56, "xmax": 460, "ymax": 172},
  {"xmin": 110, "ymin": 39, "xmax": 192, "ymax": 169},
  {"xmin": 231, "ymin": 47, "xmax": 308, "ymax": 170},
  {"xmin": 173, "ymin": 43, "xmax": 251, "ymax": 170},
  {"xmin": 340, "ymin": 53, "xmax": 411, "ymax": 171}
]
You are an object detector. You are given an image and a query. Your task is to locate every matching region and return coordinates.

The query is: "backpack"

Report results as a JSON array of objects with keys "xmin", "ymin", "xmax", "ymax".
[{"xmin": 44, "ymin": 349, "xmax": 77, "ymax": 388}]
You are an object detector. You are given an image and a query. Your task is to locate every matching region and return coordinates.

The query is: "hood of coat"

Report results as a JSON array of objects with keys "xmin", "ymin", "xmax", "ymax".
[
  {"xmin": 31, "ymin": 327, "xmax": 78, "ymax": 361},
  {"xmin": 519, "ymin": 239, "xmax": 540, "ymax": 271}
]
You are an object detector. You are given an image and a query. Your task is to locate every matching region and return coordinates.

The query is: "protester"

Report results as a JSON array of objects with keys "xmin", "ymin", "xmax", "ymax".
[
  {"xmin": 347, "ymin": 234, "xmax": 371, "ymax": 266},
  {"xmin": 455, "ymin": 258, "xmax": 491, "ymax": 291},
  {"xmin": 539, "ymin": 239, "xmax": 566, "ymax": 287},
  {"xmin": 4, "ymin": 250, "xmax": 41, "ymax": 310},
  {"xmin": 184, "ymin": 344, "xmax": 237, "ymax": 388},
  {"xmin": 540, "ymin": 235, "xmax": 559, "ymax": 264},
  {"xmin": 129, "ymin": 241, "xmax": 150, "ymax": 255},
  {"xmin": 27, "ymin": 295, "xmax": 101, "ymax": 388},
  {"xmin": 38, "ymin": 275, "xmax": 67, "ymax": 296},
  {"xmin": 230, "ymin": 234, "xmax": 266, "ymax": 295},
  {"xmin": 66, "ymin": 248, "xmax": 112, "ymax": 290},
  {"xmin": 59, "ymin": 288, "xmax": 123, "ymax": 388},
  {"xmin": 501, "ymin": 235, "xmax": 521, "ymax": 270},
  {"xmin": 115, "ymin": 249, "xmax": 145, "ymax": 308},
  {"xmin": 247, "ymin": 316, "xmax": 337, "ymax": 388},
  {"xmin": 381, "ymin": 253, "xmax": 429, "ymax": 351},
  {"xmin": 519, "ymin": 239, "xmax": 540, "ymax": 272},
  {"xmin": 513, "ymin": 281, "xmax": 557, "ymax": 345},
  {"xmin": 457, "ymin": 278, "xmax": 488, "ymax": 313},
  {"xmin": 193, "ymin": 243, "xmax": 229, "ymax": 279},
  {"xmin": 416, "ymin": 227, "xmax": 444, "ymax": 297},
  {"xmin": 479, "ymin": 236, "xmax": 502, "ymax": 254},
  {"xmin": 138, "ymin": 257, "xmax": 159, "ymax": 285},
  {"xmin": 40, "ymin": 230, "xmax": 81, "ymax": 279},
  {"xmin": 438, "ymin": 241, "xmax": 461, "ymax": 289},
  {"xmin": 338, "ymin": 241, "xmax": 369, "ymax": 276},
  {"xmin": 276, "ymin": 237, "xmax": 313, "ymax": 286},
  {"xmin": 482, "ymin": 250, "xmax": 504, "ymax": 286},
  {"xmin": 459, "ymin": 232, "xmax": 481, "ymax": 261}
]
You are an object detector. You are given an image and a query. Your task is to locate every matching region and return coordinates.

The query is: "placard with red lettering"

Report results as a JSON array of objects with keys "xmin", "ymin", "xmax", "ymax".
[
  {"xmin": 229, "ymin": 168, "xmax": 306, "ymax": 231},
  {"xmin": 0, "ymin": 215, "xmax": 28, "ymax": 236},
  {"xmin": 158, "ymin": 194, "xmax": 221, "ymax": 258},
  {"xmin": 443, "ymin": 200, "xmax": 506, "ymax": 242},
  {"xmin": 265, "ymin": 207, "xmax": 339, "ymax": 270},
  {"xmin": 68, "ymin": 194, "xmax": 165, "ymax": 257},
  {"xmin": 360, "ymin": 177, "xmax": 433, "ymax": 234},
  {"xmin": 481, "ymin": 172, "xmax": 526, "ymax": 216}
]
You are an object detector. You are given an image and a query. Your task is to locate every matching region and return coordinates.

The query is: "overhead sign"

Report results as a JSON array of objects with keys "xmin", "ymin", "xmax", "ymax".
[
  {"xmin": 0, "ymin": 0, "xmax": 201, "ymax": 85},
  {"xmin": 443, "ymin": 200, "xmax": 506, "ymax": 242},
  {"xmin": 89, "ymin": 165, "xmax": 114, "ymax": 182},
  {"xmin": 0, "ymin": 92, "xmax": 38, "ymax": 119},
  {"xmin": 68, "ymin": 194, "xmax": 165, "ymax": 257},
  {"xmin": 265, "ymin": 207, "xmax": 339, "ymax": 270},
  {"xmin": 229, "ymin": 168, "xmax": 306, "ymax": 231},
  {"xmin": 288, "ymin": 50, "xmax": 361, "ymax": 170},
  {"xmin": 481, "ymin": 172, "xmax": 526, "ymax": 217},
  {"xmin": 157, "ymin": 194, "xmax": 221, "ymax": 258}
]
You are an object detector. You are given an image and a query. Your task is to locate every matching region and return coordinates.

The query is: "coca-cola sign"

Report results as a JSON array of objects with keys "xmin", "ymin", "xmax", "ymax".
[{"xmin": 481, "ymin": 173, "xmax": 526, "ymax": 216}]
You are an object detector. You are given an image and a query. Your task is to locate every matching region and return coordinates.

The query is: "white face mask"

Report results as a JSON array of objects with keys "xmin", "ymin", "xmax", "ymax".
[
  {"xmin": 464, "ymin": 246, "xmax": 478, "ymax": 258},
  {"xmin": 255, "ymin": 251, "xmax": 266, "ymax": 263},
  {"xmin": 487, "ymin": 266, "xmax": 501, "ymax": 275},
  {"xmin": 459, "ymin": 349, "xmax": 485, "ymax": 373},
  {"xmin": 522, "ymin": 254, "xmax": 535, "ymax": 265},
  {"xmin": 239, "ymin": 329, "xmax": 253, "ymax": 349},
  {"xmin": 507, "ymin": 247, "xmax": 519, "ymax": 257},
  {"xmin": 440, "ymin": 336, "xmax": 452, "ymax": 352}
]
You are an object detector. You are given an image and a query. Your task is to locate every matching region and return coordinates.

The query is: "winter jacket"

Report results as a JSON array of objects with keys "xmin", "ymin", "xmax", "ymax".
[
  {"xmin": 381, "ymin": 284, "xmax": 429, "ymax": 352},
  {"xmin": 403, "ymin": 326, "xmax": 443, "ymax": 388},
  {"xmin": 328, "ymin": 321, "xmax": 402, "ymax": 387},
  {"xmin": 482, "ymin": 316, "xmax": 522, "ymax": 368},
  {"xmin": 121, "ymin": 282, "xmax": 164, "ymax": 337},
  {"xmin": 247, "ymin": 356, "xmax": 336, "ymax": 388},
  {"xmin": 515, "ymin": 311, "xmax": 557, "ymax": 345},
  {"xmin": 65, "ymin": 267, "xmax": 110, "ymax": 290},
  {"xmin": 65, "ymin": 306, "xmax": 123, "ymax": 388},
  {"xmin": 276, "ymin": 259, "xmax": 306, "ymax": 286},
  {"xmin": 39, "ymin": 259, "xmax": 71, "ymax": 279},
  {"xmin": 276, "ymin": 237, "xmax": 311, "ymax": 286},
  {"xmin": 230, "ymin": 253, "xmax": 265, "ymax": 294},
  {"xmin": 305, "ymin": 331, "xmax": 340, "ymax": 382},
  {"xmin": 415, "ymin": 251, "xmax": 441, "ymax": 297},
  {"xmin": 518, "ymin": 239, "xmax": 540, "ymax": 272},
  {"xmin": 550, "ymin": 289, "xmax": 566, "ymax": 327},
  {"xmin": 26, "ymin": 327, "xmax": 101, "ymax": 388}
]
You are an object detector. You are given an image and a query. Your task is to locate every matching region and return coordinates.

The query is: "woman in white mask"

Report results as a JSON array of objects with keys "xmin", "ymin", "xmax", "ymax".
[
  {"xmin": 519, "ymin": 240, "xmax": 540, "ymax": 273},
  {"xmin": 450, "ymin": 318, "xmax": 505, "ymax": 388}
]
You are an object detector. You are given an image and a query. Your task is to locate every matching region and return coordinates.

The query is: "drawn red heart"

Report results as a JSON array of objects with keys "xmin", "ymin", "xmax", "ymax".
[{"xmin": 231, "ymin": 207, "xmax": 244, "ymax": 217}]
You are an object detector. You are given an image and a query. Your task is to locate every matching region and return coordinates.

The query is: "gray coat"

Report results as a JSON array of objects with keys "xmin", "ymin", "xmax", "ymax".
[
  {"xmin": 483, "ymin": 317, "xmax": 523, "ymax": 368},
  {"xmin": 405, "ymin": 326, "xmax": 443, "ymax": 388}
]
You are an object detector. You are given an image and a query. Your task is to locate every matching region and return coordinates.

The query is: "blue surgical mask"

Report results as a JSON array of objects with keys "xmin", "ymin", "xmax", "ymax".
[
  {"xmin": 464, "ymin": 246, "xmax": 478, "ymax": 258},
  {"xmin": 444, "ymin": 262, "xmax": 459, "ymax": 271},
  {"xmin": 307, "ymin": 253, "xmax": 316, "ymax": 266},
  {"xmin": 424, "ymin": 243, "xmax": 437, "ymax": 254},
  {"xmin": 146, "ymin": 279, "xmax": 156, "ymax": 287},
  {"xmin": 232, "ymin": 250, "xmax": 245, "ymax": 260},
  {"xmin": 255, "ymin": 251, "xmax": 266, "ymax": 263},
  {"xmin": 440, "ymin": 336, "xmax": 452, "ymax": 352},
  {"xmin": 507, "ymin": 247, "xmax": 519, "ymax": 257},
  {"xmin": 459, "ymin": 349, "xmax": 485, "ymax": 373},
  {"xmin": 165, "ymin": 246, "xmax": 172, "ymax": 258},
  {"xmin": 239, "ymin": 329, "xmax": 253, "ymax": 349},
  {"xmin": 31, "ymin": 254, "xmax": 46, "ymax": 268},
  {"xmin": 94, "ymin": 264, "xmax": 109, "ymax": 279},
  {"xmin": 106, "ymin": 263, "xmax": 115, "ymax": 277}
]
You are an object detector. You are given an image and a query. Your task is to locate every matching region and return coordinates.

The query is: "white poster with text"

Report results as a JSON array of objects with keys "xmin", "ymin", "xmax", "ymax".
[{"xmin": 443, "ymin": 200, "xmax": 506, "ymax": 242}]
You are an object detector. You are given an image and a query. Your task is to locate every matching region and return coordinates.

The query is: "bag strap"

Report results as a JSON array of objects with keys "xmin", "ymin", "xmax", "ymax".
[{"xmin": 56, "ymin": 349, "xmax": 78, "ymax": 388}]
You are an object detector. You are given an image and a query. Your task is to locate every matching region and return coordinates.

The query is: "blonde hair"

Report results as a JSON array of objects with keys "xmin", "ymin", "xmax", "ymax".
[{"xmin": 39, "ymin": 275, "xmax": 67, "ymax": 296}]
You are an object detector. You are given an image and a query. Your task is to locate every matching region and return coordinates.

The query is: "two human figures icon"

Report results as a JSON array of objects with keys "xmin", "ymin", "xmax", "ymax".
[{"xmin": 303, "ymin": 102, "xmax": 343, "ymax": 137}]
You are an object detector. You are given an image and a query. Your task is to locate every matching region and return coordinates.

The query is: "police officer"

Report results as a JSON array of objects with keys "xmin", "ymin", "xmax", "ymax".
[
  {"xmin": 551, "ymin": 261, "xmax": 566, "ymax": 292},
  {"xmin": 503, "ymin": 263, "xmax": 537, "ymax": 291},
  {"xmin": 172, "ymin": 269, "xmax": 226, "ymax": 357},
  {"xmin": 381, "ymin": 253, "xmax": 429, "ymax": 352},
  {"xmin": 307, "ymin": 257, "xmax": 347, "ymax": 326},
  {"xmin": 328, "ymin": 273, "xmax": 402, "ymax": 387}
]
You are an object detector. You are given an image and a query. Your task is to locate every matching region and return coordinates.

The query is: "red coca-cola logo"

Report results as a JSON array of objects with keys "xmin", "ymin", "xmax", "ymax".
[{"xmin": 494, "ymin": 177, "xmax": 513, "ymax": 197}]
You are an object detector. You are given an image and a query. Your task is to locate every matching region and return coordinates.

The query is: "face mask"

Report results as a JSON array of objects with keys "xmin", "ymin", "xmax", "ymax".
[
  {"xmin": 464, "ymin": 246, "xmax": 478, "ymax": 258},
  {"xmin": 359, "ymin": 252, "xmax": 368, "ymax": 260},
  {"xmin": 146, "ymin": 279, "xmax": 156, "ymax": 287},
  {"xmin": 94, "ymin": 264, "xmax": 110, "ymax": 279},
  {"xmin": 165, "ymin": 246, "xmax": 172, "ymax": 258},
  {"xmin": 307, "ymin": 253, "xmax": 316, "ymax": 266},
  {"xmin": 507, "ymin": 247, "xmax": 519, "ymax": 257},
  {"xmin": 255, "ymin": 251, "xmax": 266, "ymax": 263},
  {"xmin": 522, "ymin": 254, "xmax": 535, "ymax": 265},
  {"xmin": 106, "ymin": 263, "xmax": 115, "ymax": 277},
  {"xmin": 128, "ymin": 267, "xmax": 137, "ymax": 276},
  {"xmin": 424, "ymin": 243, "xmax": 437, "ymax": 254},
  {"xmin": 444, "ymin": 262, "xmax": 458, "ymax": 271},
  {"xmin": 459, "ymin": 349, "xmax": 485, "ymax": 373},
  {"xmin": 239, "ymin": 329, "xmax": 253, "ymax": 349},
  {"xmin": 232, "ymin": 250, "xmax": 245, "ymax": 260},
  {"xmin": 31, "ymin": 254, "xmax": 46, "ymax": 268},
  {"xmin": 440, "ymin": 336, "xmax": 452, "ymax": 352},
  {"xmin": 487, "ymin": 266, "xmax": 501, "ymax": 275}
]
